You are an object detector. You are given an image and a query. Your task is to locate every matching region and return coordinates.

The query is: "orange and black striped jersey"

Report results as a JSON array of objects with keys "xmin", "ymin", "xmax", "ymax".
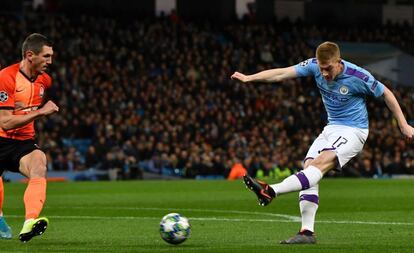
[{"xmin": 0, "ymin": 63, "xmax": 52, "ymax": 140}]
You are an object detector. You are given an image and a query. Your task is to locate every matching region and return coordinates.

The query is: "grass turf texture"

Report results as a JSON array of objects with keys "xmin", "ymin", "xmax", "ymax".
[{"xmin": 1, "ymin": 179, "xmax": 414, "ymax": 253}]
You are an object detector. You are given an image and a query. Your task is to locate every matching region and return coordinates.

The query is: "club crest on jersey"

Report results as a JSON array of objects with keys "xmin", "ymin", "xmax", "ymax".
[
  {"xmin": 40, "ymin": 86, "xmax": 45, "ymax": 98},
  {"xmin": 299, "ymin": 60, "xmax": 309, "ymax": 67},
  {"xmin": 339, "ymin": 86, "xmax": 349, "ymax": 95},
  {"xmin": 0, "ymin": 91, "xmax": 8, "ymax": 103}
]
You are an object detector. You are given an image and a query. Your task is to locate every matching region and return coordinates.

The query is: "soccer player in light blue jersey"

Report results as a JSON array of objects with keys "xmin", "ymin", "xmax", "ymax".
[{"xmin": 231, "ymin": 41, "xmax": 414, "ymax": 244}]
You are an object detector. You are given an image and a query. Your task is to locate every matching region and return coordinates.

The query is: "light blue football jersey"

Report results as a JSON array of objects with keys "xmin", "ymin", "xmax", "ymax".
[{"xmin": 294, "ymin": 58, "xmax": 385, "ymax": 129}]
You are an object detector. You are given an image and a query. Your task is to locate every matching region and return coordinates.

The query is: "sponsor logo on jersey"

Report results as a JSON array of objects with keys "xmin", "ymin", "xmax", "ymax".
[
  {"xmin": 0, "ymin": 91, "xmax": 8, "ymax": 102},
  {"xmin": 319, "ymin": 88, "xmax": 349, "ymax": 104}
]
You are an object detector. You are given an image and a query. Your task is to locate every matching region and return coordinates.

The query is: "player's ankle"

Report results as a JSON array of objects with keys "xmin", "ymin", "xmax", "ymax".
[
  {"xmin": 24, "ymin": 218, "xmax": 34, "ymax": 225},
  {"xmin": 299, "ymin": 229, "xmax": 314, "ymax": 236}
]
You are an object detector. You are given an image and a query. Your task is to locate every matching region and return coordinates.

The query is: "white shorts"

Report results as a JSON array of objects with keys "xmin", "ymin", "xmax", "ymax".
[{"xmin": 304, "ymin": 125, "xmax": 369, "ymax": 168}]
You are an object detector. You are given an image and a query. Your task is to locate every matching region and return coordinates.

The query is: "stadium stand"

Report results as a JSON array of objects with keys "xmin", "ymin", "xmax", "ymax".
[{"xmin": 0, "ymin": 11, "xmax": 413, "ymax": 181}]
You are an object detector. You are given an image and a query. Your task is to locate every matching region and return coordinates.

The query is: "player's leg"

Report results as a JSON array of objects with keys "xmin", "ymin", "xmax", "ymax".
[
  {"xmin": 0, "ymin": 176, "xmax": 12, "ymax": 239},
  {"xmin": 280, "ymin": 133, "xmax": 326, "ymax": 244},
  {"xmin": 281, "ymin": 125, "xmax": 368, "ymax": 244},
  {"xmin": 18, "ymin": 149, "xmax": 49, "ymax": 242},
  {"xmin": 244, "ymin": 133, "xmax": 336, "ymax": 206},
  {"xmin": 299, "ymin": 159, "xmax": 319, "ymax": 233},
  {"xmin": 269, "ymin": 125, "xmax": 362, "ymax": 196},
  {"xmin": 280, "ymin": 158, "xmax": 319, "ymax": 244},
  {"xmin": 244, "ymin": 126, "xmax": 367, "ymax": 203},
  {"xmin": 258, "ymin": 151, "xmax": 333, "ymax": 200}
]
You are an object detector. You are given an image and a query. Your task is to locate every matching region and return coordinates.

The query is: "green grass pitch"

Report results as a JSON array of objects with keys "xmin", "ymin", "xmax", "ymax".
[{"xmin": 1, "ymin": 178, "xmax": 414, "ymax": 252}]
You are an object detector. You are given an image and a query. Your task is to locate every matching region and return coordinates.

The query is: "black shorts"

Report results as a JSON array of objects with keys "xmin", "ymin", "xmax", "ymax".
[{"xmin": 0, "ymin": 137, "xmax": 40, "ymax": 174}]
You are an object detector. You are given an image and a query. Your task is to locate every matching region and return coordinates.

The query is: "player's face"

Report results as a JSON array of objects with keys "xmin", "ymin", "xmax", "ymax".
[
  {"xmin": 318, "ymin": 59, "xmax": 342, "ymax": 82},
  {"xmin": 32, "ymin": 45, "xmax": 53, "ymax": 74}
]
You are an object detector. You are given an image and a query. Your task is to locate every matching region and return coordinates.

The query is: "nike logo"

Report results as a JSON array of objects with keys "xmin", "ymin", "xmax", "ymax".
[{"xmin": 16, "ymin": 89, "xmax": 24, "ymax": 92}]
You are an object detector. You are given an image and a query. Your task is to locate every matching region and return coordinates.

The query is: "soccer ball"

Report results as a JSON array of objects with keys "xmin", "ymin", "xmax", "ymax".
[{"xmin": 159, "ymin": 213, "xmax": 191, "ymax": 245}]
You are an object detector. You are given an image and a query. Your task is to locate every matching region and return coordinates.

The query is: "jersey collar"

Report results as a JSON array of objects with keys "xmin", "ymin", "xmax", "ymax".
[
  {"xmin": 19, "ymin": 69, "xmax": 37, "ymax": 83},
  {"xmin": 335, "ymin": 60, "xmax": 347, "ymax": 80}
]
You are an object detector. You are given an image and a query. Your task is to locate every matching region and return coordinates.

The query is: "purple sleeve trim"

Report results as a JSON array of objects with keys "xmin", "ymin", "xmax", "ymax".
[{"xmin": 345, "ymin": 67, "xmax": 369, "ymax": 82}]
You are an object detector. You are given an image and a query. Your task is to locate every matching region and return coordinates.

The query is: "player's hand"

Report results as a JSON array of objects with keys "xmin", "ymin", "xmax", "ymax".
[
  {"xmin": 400, "ymin": 124, "xmax": 414, "ymax": 142},
  {"xmin": 39, "ymin": 100, "xmax": 59, "ymax": 116},
  {"xmin": 231, "ymin": 72, "xmax": 250, "ymax": 83}
]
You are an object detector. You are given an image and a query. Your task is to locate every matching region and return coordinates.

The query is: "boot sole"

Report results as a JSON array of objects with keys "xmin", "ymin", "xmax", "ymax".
[{"xmin": 19, "ymin": 219, "xmax": 48, "ymax": 243}]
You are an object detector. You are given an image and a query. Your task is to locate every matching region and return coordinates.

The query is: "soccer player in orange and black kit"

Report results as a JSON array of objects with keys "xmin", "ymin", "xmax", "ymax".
[{"xmin": 0, "ymin": 33, "xmax": 59, "ymax": 242}]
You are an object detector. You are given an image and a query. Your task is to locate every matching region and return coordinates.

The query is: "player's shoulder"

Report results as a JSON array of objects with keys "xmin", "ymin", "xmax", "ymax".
[
  {"xmin": 0, "ymin": 63, "xmax": 19, "ymax": 79},
  {"xmin": 37, "ymin": 72, "xmax": 52, "ymax": 87},
  {"xmin": 295, "ymin": 58, "xmax": 319, "ymax": 77},
  {"xmin": 38, "ymin": 72, "xmax": 52, "ymax": 83},
  {"xmin": 298, "ymin": 58, "xmax": 318, "ymax": 67},
  {"xmin": 342, "ymin": 60, "xmax": 372, "ymax": 82}
]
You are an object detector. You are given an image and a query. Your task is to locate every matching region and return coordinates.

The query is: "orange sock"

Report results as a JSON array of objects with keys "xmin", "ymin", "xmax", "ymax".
[
  {"xmin": 0, "ymin": 177, "xmax": 4, "ymax": 215},
  {"xmin": 24, "ymin": 178, "xmax": 47, "ymax": 220}
]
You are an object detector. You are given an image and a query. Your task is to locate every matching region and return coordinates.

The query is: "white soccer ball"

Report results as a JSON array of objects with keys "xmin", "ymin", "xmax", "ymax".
[{"xmin": 159, "ymin": 213, "xmax": 191, "ymax": 245}]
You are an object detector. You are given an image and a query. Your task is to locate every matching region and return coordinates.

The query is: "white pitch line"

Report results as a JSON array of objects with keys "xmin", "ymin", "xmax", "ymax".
[
  {"xmin": 4, "ymin": 214, "xmax": 414, "ymax": 226},
  {"xmin": 51, "ymin": 206, "xmax": 301, "ymax": 221},
  {"xmin": 7, "ymin": 206, "xmax": 414, "ymax": 226},
  {"xmin": 5, "ymin": 215, "xmax": 293, "ymax": 223},
  {"xmin": 316, "ymin": 220, "xmax": 414, "ymax": 226}
]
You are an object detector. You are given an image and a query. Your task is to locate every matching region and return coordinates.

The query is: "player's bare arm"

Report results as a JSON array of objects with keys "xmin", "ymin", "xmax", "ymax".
[
  {"xmin": 231, "ymin": 66, "xmax": 297, "ymax": 83},
  {"xmin": 382, "ymin": 86, "xmax": 414, "ymax": 140},
  {"xmin": 0, "ymin": 100, "xmax": 59, "ymax": 131}
]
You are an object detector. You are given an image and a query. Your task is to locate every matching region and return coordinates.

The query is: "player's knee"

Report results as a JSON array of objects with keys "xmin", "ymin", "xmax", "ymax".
[
  {"xmin": 29, "ymin": 150, "xmax": 48, "ymax": 178},
  {"xmin": 309, "ymin": 151, "xmax": 337, "ymax": 173},
  {"xmin": 32, "ymin": 150, "xmax": 47, "ymax": 164},
  {"xmin": 303, "ymin": 159, "xmax": 313, "ymax": 169},
  {"xmin": 309, "ymin": 158, "xmax": 324, "ymax": 168}
]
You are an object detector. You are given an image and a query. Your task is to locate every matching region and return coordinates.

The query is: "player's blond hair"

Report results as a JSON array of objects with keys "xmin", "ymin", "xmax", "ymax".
[{"xmin": 316, "ymin": 41, "xmax": 341, "ymax": 63}]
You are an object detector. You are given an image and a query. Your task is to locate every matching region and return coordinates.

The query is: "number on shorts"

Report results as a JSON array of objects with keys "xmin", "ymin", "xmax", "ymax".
[{"xmin": 332, "ymin": 136, "xmax": 348, "ymax": 148}]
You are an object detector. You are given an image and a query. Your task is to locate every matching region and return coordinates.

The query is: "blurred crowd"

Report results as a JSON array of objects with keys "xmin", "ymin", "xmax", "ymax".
[{"xmin": 0, "ymin": 11, "xmax": 413, "ymax": 179}]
